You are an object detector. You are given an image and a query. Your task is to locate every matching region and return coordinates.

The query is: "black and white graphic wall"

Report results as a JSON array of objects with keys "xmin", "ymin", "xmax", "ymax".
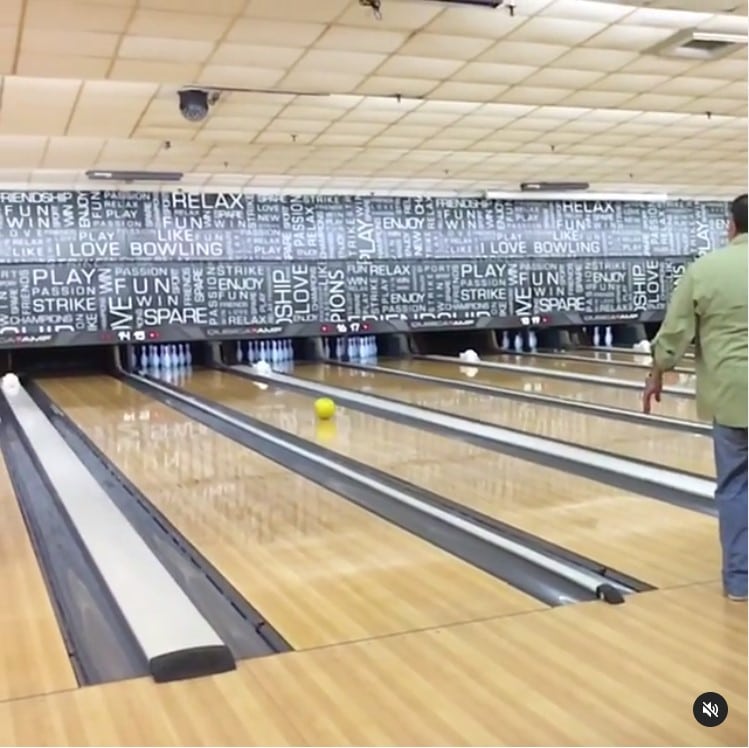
[{"xmin": 0, "ymin": 190, "xmax": 728, "ymax": 347}]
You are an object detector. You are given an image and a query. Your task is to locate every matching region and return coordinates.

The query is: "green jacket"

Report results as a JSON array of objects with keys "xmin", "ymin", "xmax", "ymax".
[{"xmin": 653, "ymin": 234, "xmax": 748, "ymax": 427}]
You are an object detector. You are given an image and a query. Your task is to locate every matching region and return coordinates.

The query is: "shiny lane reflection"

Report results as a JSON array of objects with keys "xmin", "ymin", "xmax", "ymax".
[
  {"xmin": 562, "ymin": 349, "xmax": 695, "ymax": 372},
  {"xmin": 486, "ymin": 353, "xmax": 697, "ymax": 386},
  {"xmin": 383, "ymin": 358, "xmax": 701, "ymax": 423},
  {"xmin": 181, "ymin": 369, "xmax": 718, "ymax": 589},
  {"xmin": 294, "ymin": 364, "xmax": 714, "ymax": 478},
  {"xmin": 39, "ymin": 375, "xmax": 542, "ymax": 649}
]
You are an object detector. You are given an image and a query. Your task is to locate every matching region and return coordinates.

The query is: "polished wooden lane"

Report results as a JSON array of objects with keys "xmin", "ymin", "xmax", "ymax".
[
  {"xmin": 183, "ymin": 370, "xmax": 719, "ymax": 589},
  {"xmin": 486, "ymin": 353, "xmax": 697, "ymax": 387},
  {"xmin": 295, "ymin": 364, "xmax": 714, "ymax": 477},
  {"xmin": 0, "ymin": 582, "xmax": 742, "ymax": 746},
  {"xmin": 0, "ymin": 450, "xmax": 77, "ymax": 701},
  {"xmin": 39, "ymin": 376, "xmax": 543, "ymax": 650},
  {"xmin": 562, "ymin": 349, "xmax": 695, "ymax": 371},
  {"xmin": 387, "ymin": 358, "xmax": 701, "ymax": 421}
]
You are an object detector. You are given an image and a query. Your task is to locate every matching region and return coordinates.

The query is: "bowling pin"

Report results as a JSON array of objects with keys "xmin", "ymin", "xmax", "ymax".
[
  {"xmin": 501, "ymin": 331, "xmax": 510, "ymax": 350},
  {"xmin": 528, "ymin": 330, "xmax": 537, "ymax": 352},
  {"xmin": 513, "ymin": 333, "xmax": 523, "ymax": 353},
  {"xmin": 593, "ymin": 326, "xmax": 600, "ymax": 347},
  {"xmin": 236, "ymin": 340, "xmax": 244, "ymax": 363},
  {"xmin": 604, "ymin": 326, "xmax": 613, "ymax": 348}
]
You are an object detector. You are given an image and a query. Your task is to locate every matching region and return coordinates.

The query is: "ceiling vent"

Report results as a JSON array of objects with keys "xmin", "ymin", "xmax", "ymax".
[{"xmin": 647, "ymin": 29, "xmax": 747, "ymax": 60}]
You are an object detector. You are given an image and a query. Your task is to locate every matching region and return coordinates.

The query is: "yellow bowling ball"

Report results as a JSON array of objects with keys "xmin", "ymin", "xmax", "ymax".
[{"xmin": 314, "ymin": 397, "xmax": 336, "ymax": 420}]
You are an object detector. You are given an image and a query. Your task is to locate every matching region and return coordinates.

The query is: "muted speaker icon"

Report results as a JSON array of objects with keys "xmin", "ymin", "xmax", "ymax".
[{"xmin": 693, "ymin": 692, "xmax": 727, "ymax": 727}]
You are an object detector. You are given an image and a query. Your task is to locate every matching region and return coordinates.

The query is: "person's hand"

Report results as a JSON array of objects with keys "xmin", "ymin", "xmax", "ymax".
[{"xmin": 642, "ymin": 371, "xmax": 663, "ymax": 414}]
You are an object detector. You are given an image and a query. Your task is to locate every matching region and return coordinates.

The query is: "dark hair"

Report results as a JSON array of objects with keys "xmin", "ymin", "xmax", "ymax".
[{"xmin": 731, "ymin": 193, "xmax": 747, "ymax": 234}]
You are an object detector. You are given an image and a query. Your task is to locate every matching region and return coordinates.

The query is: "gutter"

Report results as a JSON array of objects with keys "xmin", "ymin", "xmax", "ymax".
[{"xmin": 29, "ymin": 380, "xmax": 291, "ymax": 661}]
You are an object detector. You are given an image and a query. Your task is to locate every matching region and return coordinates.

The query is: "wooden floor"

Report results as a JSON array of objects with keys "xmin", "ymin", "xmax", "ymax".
[
  {"xmin": 183, "ymin": 369, "xmax": 719, "ymax": 589},
  {"xmin": 39, "ymin": 376, "xmax": 543, "ymax": 651},
  {"xmin": 5, "ymin": 362, "xmax": 739, "ymax": 747},
  {"xmin": 388, "ymin": 357, "xmax": 700, "ymax": 421},
  {"xmin": 294, "ymin": 363, "xmax": 715, "ymax": 477},
  {"xmin": 0, "ymin": 451, "xmax": 76, "ymax": 702},
  {"xmin": 0, "ymin": 582, "xmax": 743, "ymax": 746}
]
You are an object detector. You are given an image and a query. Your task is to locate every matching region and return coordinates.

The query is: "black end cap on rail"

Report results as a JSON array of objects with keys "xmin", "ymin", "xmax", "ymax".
[
  {"xmin": 150, "ymin": 645, "xmax": 236, "ymax": 683},
  {"xmin": 596, "ymin": 584, "xmax": 626, "ymax": 605}
]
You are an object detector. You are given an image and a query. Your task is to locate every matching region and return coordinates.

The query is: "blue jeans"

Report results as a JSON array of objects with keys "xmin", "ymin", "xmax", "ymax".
[{"xmin": 713, "ymin": 423, "xmax": 748, "ymax": 596}]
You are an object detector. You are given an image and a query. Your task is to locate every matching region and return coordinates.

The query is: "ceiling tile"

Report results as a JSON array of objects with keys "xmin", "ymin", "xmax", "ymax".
[
  {"xmin": 295, "ymin": 49, "xmax": 387, "ymax": 75},
  {"xmin": 227, "ymin": 19, "xmax": 325, "ymax": 46},
  {"xmin": 245, "ymin": 0, "xmax": 350, "ymax": 23},
  {"xmin": 127, "ymin": 10, "xmax": 232, "ymax": 40},
  {"xmin": 314, "ymin": 26, "xmax": 408, "ymax": 53},
  {"xmin": 396, "ymin": 32, "xmax": 494, "ymax": 60},
  {"xmin": 452, "ymin": 62, "xmax": 537, "ymax": 85},
  {"xmin": 551, "ymin": 48, "xmax": 639, "ymax": 71},
  {"xmin": 507, "ymin": 17, "xmax": 606, "ymax": 45}
]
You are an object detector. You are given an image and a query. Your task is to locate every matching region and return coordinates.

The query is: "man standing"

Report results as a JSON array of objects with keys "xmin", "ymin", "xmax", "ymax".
[{"xmin": 643, "ymin": 193, "xmax": 748, "ymax": 601}]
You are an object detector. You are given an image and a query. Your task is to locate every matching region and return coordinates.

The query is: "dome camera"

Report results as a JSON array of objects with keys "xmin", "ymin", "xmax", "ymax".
[{"xmin": 178, "ymin": 89, "xmax": 211, "ymax": 122}]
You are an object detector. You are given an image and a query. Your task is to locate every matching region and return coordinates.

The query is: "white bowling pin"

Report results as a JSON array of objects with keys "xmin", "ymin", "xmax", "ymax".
[
  {"xmin": 514, "ymin": 333, "xmax": 523, "ymax": 353},
  {"xmin": 501, "ymin": 331, "xmax": 510, "ymax": 350},
  {"xmin": 593, "ymin": 326, "xmax": 600, "ymax": 347},
  {"xmin": 528, "ymin": 330, "xmax": 537, "ymax": 352},
  {"xmin": 604, "ymin": 326, "xmax": 613, "ymax": 348}
]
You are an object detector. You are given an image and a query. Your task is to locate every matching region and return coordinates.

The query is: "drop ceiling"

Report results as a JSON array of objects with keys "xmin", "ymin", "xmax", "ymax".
[{"xmin": 0, "ymin": 0, "xmax": 745, "ymax": 196}]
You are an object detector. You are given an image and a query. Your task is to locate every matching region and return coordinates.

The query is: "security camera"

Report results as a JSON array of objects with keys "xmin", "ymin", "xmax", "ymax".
[{"xmin": 178, "ymin": 89, "xmax": 211, "ymax": 122}]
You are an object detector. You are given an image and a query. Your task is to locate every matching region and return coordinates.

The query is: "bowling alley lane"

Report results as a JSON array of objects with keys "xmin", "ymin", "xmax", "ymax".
[
  {"xmin": 485, "ymin": 353, "xmax": 697, "ymax": 388},
  {"xmin": 293, "ymin": 364, "xmax": 713, "ymax": 478},
  {"xmin": 564, "ymin": 349, "xmax": 695, "ymax": 372},
  {"xmin": 383, "ymin": 358, "xmax": 700, "ymax": 423},
  {"xmin": 181, "ymin": 369, "xmax": 718, "ymax": 589},
  {"xmin": 38, "ymin": 375, "xmax": 544, "ymax": 650}
]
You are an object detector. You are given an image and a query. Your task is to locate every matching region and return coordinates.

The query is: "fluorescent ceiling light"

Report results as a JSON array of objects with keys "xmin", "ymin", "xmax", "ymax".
[
  {"xmin": 484, "ymin": 190, "xmax": 670, "ymax": 202},
  {"xmin": 86, "ymin": 170, "xmax": 183, "ymax": 182}
]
